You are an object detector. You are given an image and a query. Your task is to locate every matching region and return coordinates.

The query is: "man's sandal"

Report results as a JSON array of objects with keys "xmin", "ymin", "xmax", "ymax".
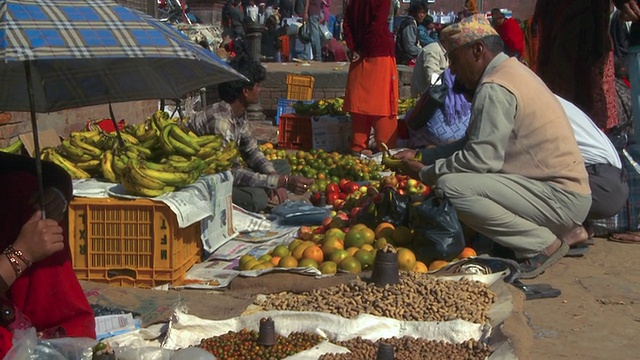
[{"xmin": 518, "ymin": 241, "xmax": 569, "ymax": 279}]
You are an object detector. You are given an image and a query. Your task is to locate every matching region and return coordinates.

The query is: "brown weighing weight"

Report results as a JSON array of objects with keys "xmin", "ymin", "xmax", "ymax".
[
  {"xmin": 371, "ymin": 250, "xmax": 400, "ymax": 287},
  {"xmin": 376, "ymin": 342, "xmax": 395, "ymax": 360},
  {"xmin": 257, "ymin": 317, "xmax": 277, "ymax": 346}
]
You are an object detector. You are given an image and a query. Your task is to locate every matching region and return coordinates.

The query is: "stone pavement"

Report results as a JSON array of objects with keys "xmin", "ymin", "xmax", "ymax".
[{"xmin": 251, "ymin": 120, "xmax": 279, "ymax": 145}]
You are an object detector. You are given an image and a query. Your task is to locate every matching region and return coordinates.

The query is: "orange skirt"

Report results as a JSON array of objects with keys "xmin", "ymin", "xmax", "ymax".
[{"xmin": 344, "ymin": 56, "xmax": 399, "ymax": 116}]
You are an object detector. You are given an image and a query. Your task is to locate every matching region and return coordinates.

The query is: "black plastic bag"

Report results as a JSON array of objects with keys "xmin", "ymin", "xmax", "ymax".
[
  {"xmin": 409, "ymin": 194, "xmax": 465, "ymax": 264},
  {"xmin": 356, "ymin": 186, "xmax": 410, "ymax": 229},
  {"xmin": 298, "ymin": 21, "xmax": 311, "ymax": 44}
]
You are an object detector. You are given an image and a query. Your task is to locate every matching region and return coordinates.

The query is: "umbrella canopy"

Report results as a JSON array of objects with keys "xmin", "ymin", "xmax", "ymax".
[{"xmin": 0, "ymin": 0, "xmax": 245, "ymax": 113}]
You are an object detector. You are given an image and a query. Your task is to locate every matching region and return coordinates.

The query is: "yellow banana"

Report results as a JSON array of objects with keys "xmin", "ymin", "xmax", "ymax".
[
  {"xmin": 127, "ymin": 158, "xmax": 167, "ymax": 190},
  {"xmin": 75, "ymin": 159, "xmax": 101, "ymax": 170},
  {"xmin": 168, "ymin": 156, "xmax": 205, "ymax": 173},
  {"xmin": 47, "ymin": 148, "xmax": 91, "ymax": 179},
  {"xmin": 60, "ymin": 139, "xmax": 86, "ymax": 158},
  {"xmin": 168, "ymin": 124, "xmax": 201, "ymax": 153},
  {"xmin": 141, "ymin": 160, "xmax": 176, "ymax": 172},
  {"xmin": 112, "ymin": 154, "xmax": 128, "ymax": 177},
  {"xmin": 121, "ymin": 173, "xmax": 174, "ymax": 197},
  {"xmin": 136, "ymin": 127, "xmax": 157, "ymax": 143},
  {"xmin": 125, "ymin": 144, "xmax": 152, "ymax": 158},
  {"xmin": 216, "ymin": 141, "xmax": 240, "ymax": 162},
  {"xmin": 134, "ymin": 122, "xmax": 147, "ymax": 138},
  {"xmin": 194, "ymin": 134, "xmax": 223, "ymax": 147},
  {"xmin": 70, "ymin": 135, "xmax": 102, "ymax": 157},
  {"xmin": 0, "ymin": 138, "xmax": 23, "ymax": 154},
  {"xmin": 168, "ymin": 155, "xmax": 190, "ymax": 162},
  {"xmin": 196, "ymin": 146, "xmax": 217, "ymax": 159},
  {"xmin": 118, "ymin": 132, "xmax": 139, "ymax": 145},
  {"xmin": 139, "ymin": 137, "xmax": 159, "ymax": 150},
  {"xmin": 137, "ymin": 161, "xmax": 194, "ymax": 186},
  {"xmin": 213, "ymin": 160, "xmax": 232, "ymax": 172},
  {"xmin": 166, "ymin": 133, "xmax": 197, "ymax": 157},
  {"xmin": 101, "ymin": 150, "xmax": 118, "ymax": 183}
]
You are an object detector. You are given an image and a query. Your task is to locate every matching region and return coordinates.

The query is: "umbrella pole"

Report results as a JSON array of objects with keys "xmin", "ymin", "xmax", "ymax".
[
  {"xmin": 24, "ymin": 62, "xmax": 47, "ymax": 220},
  {"xmin": 108, "ymin": 102, "xmax": 125, "ymax": 148}
]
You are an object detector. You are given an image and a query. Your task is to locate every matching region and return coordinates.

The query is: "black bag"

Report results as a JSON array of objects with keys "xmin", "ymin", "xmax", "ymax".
[
  {"xmin": 355, "ymin": 187, "xmax": 410, "ymax": 229},
  {"xmin": 409, "ymin": 194, "xmax": 465, "ymax": 264},
  {"xmin": 404, "ymin": 78, "xmax": 447, "ymax": 131},
  {"xmin": 298, "ymin": 21, "xmax": 312, "ymax": 44}
]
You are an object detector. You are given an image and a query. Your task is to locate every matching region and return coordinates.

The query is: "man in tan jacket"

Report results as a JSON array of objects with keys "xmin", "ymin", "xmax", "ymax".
[{"xmin": 397, "ymin": 15, "xmax": 592, "ymax": 279}]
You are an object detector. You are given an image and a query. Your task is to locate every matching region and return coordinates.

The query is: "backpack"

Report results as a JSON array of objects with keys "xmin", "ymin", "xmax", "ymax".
[{"xmin": 394, "ymin": 16, "xmax": 417, "ymax": 64}]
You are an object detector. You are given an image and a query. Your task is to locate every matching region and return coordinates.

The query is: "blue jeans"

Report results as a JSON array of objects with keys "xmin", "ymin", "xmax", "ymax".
[
  {"xmin": 630, "ymin": 48, "xmax": 640, "ymax": 144},
  {"xmin": 308, "ymin": 15, "xmax": 323, "ymax": 61}
]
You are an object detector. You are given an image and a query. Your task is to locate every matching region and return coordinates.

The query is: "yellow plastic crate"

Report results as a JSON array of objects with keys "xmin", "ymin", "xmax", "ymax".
[
  {"xmin": 286, "ymin": 74, "xmax": 315, "ymax": 101},
  {"xmin": 68, "ymin": 197, "xmax": 201, "ymax": 288}
]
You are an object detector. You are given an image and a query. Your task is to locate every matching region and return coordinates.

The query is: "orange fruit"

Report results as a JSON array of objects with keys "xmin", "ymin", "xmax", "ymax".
[
  {"xmin": 375, "ymin": 222, "xmax": 395, "ymax": 240},
  {"xmin": 330, "ymin": 249, "xmax": 350, "ymax": 264},
  {"xmin": 338, "ymin": 256, "xmax": 362, "ymax": 273},
  {"xmin": 344, "ymin": 228, "xmax": 366, "ymax": 248},
  {"xmin": 298, "ymin": 258, "xmax": 320, "ymax": 269},
  {"xmin": 319, "ymin": 261, "xmax": 338, "ymax": 275},
  {"xmin": 241, "ymin": 259, "xmax": 260, "ymax": 271},
  {"xmin": 350, "ymin": 223, "xmax": 368, "ymax": 231},
  {"xmin": 322, "ymin": 235, "xmax": 344, "ymax": 257},
  {"xmin": 261, "ymin": 142, "xmax": 274, "ymax": 149},
  {"xmin": 360, "ymin": 244, "xmax": 374, "ymax": 252},
  {"xmin": 292, "ymin": 241, "xmax": 314, "ymax": 260},
  {"xmin": 270, "ymin": 256, "xmax": 281, "ymax": 266},
  {"xmin": 354, "ymin": 249, "xmax": 375, "ymax": 269},
  {"xmin": 374, "ymin": 237, "xmax": 390, "ymax": 249},
  {"xmin": 303, "ymin": 245, "xmax": 324, "ymax": 264},
  {"xmin": 288, "ymin": 239, "xmax": 304, "ymax": 252},
  {"xmin": 396, "ymin": 248, "xmax": 417, "ymax": 271},
  {"xmin": 278, "ymin": 255, "xmax": 299, "ymax": 268},
  {"xmin": 392, "ymin": 226, "xmax": 413, "ymax": 246},
  {"xmin": 345, "ymin": 246, "xmax": 360, "ymax": 257},
  {"xmin": 413, "ymin": 261, "xmax": 428, "ymax": 273},
  {"xmin": 324, "ymin": 228, "xmax": 346, "ymax": 240},
  {"xmin": 258, "ymin": 254, "xmax": 272, "ymax": 262},
  {"xmin": 239, "ymin": 255, "xmax": 256, "ymax": 268},
  {"xmin": 271, "ymin": 245, "xmax": 290, "ymax": 258},
  {"xmin": 428, "ymin": 260, "xmax": 450, "ymax": 271},
  {"xmin": 459, "ymin": 247, "xmax": 477, "ymax": 259},
  {"xmin": 360, "ymin": 227, "xmax": 376, "ymax": 245}
]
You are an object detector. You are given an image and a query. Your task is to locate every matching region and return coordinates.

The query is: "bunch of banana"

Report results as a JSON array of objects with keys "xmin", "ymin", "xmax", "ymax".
[
  {"xmin": 201, "ymin": 140, "xmax": 240, "ymax": 175},
  {"xmin": 0, "ymin": 138, "xmax": 23, "ymax": 154},
  {"xmin": 398, "ymin": 97, "xmax": 419, "ymax": 115},
  {"xmin": 41, "ymin": 147, "xmax": 91, "ymax": 179},
  {"xmin": 121, "ymin": 156, "xmax": 201, "ymax": 197}
]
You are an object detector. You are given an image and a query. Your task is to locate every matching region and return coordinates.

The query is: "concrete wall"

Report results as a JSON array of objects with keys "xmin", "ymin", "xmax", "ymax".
[{"xmin": 0, "ymin": 101, "xmax": 158, "ymax": 147}]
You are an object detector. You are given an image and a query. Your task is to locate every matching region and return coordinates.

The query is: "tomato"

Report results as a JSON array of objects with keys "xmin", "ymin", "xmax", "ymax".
[
  {"xmin": 339, "ymin": 178, "xmax": 351, "ymax": 193},
  {"xmin": 310, "ymin": 192, "xmax": 322, "ymax": 206},
  {"xmin": 326, "ymin": 192, "xmax": 340, "ymax": 206},
  {"xmin": 346, "ymin": 182, "xmax": 360, "ymax": 194},
  {"xmin": 326, "ymin": 183, "xmax": 340, "ymax": 195}
]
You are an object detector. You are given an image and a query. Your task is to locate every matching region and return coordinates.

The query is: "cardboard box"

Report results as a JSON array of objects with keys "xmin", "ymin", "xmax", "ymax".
[
  {"xmin": 19, "ymin": 128, "xmax": 61, "ymax": 157},
  {"xmin": 200, "ymin": 171, "xmax": 236, "ymax": 254},
  {"xmin": 311, "ymin": 115, "xmax": 352, "ymax": 153}
]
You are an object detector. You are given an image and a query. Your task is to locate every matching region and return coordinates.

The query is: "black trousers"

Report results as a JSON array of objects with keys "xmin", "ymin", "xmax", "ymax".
[{"xmin": 586, "ymin": 163, "xmax": 629, "ymax": 220}]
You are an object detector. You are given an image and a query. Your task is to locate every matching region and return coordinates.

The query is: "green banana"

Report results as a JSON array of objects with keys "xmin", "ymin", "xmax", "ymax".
[
  {"xmin": 137, "ymin": 161, "xmax": 194, "ymax": 186},
  {"xmin": 70, "ymin": 135, "xmax": 102, "ymax": 157},
  {"xmin": 159, "ymin": 125, "xmax": 176, "ymax": 154},
  {"xmin": 118, "ymin": 132, "xmax": 139, "ymax": 145},
  {"xmin": 139, "ymin": 137, "xmax": 159, "ymax": 150},
  {"xmin": 168, "ymin": 124, "xmax": 201, "ymax": 153},
  {"xmin": 168, "ymin": 157, "xmax": 205, "ymax": 173},
  {"xmin": 196, "ymin": 146, "xmax": 218, "ymax": 159},
  {"xmin": 166, "ymin": 133, "xmax": 197, "ymax": 157},
  {"xmin": 47, "ymin": 148, "xmax": 91, "ymax": 179},
  {"xmin": 194, "ymin": 134, "xmax": 223, "ymax": 147},
  {"xmin": 125, "ymin": 144, "xmax": 152, "ymax": 158},
  {"xmin": 0, "ymin": 139, "xmax": 23, "ymax": 154},
  {"xmin": 216, "ymin": 141, "xmax": 240, "ymax": 162},
  {"xmin": 60, "ymin": 139, "xmax": 86, "ymax": 158},
  {"xmin": 101, "ymin": 150, "xmax": 118, "ymax": 183},
  {"xmin": 141, "ymin": 160, "xmax": 176, "ymax": 172},
  {"xmin": 136, "ymin": 127, "xmax": 157, "ymax": 143},
  {"xmin": 112, "ymin": 154, "xmax": 128, "ymax": 177},
  {"xmin": 127, "ymin": 158, "xmax": 167, "ymax": 190},
  {"xmin": 122, "ymin": 173, "xmax": 175, "ymax": 197}
]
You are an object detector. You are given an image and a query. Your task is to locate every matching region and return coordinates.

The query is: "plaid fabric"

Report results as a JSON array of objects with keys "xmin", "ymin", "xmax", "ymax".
[
  {"xmin": 0, "ymin": 0, "xmax": 244, "ymax": 113},
  {"xmin": 187, "ymin": 101, "xmax": 279, "ymax": 189},
  {"xmin": 592, "ymin": 146, "xmax": 640, "ymax": 235}
]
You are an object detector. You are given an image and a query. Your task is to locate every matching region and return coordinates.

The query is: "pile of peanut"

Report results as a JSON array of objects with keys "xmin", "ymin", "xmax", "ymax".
[
  {"xmin": 319, "ymin": 336, "xmax": 492, "ymax": 360},
  {"xmin": 255, "ymin": 272, "xmax": 495, "ymax": 323}
]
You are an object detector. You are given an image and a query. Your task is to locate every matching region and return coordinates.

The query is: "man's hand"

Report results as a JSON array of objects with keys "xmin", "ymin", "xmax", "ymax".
[
  {"xmin": 392, "ymin": 149, "xmax": 418, "ymax": 161},
  {"xmin": 401, "ymin": 159, "xmax": 426, "ymax": 181},
  {"xmin": 617, "ymin": 0, "xmax": 640, "ymax": 21},
  {"xmin": 288, "ymin": 175, "xmax": 314, "ymax": 195},
  {"xmin": 13, "ymin": 211, "xmax": 65, "ymax": 264},
  {"xmin": 351, "ymin": 51, "xmax": 361, "ymax": 62},
  {"xmin": 29, "ymin": 187, "xmax": 68, "ymax": 222},
  {"xmin": 303, "ymin": 13, "xmax": 309, "ymax": 21}
]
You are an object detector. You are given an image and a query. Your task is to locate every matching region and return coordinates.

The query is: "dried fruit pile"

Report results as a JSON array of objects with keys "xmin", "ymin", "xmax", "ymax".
[
  {"xmin": 319, "ymin": 337, "xmax": 492, "ymax": 360},
  {"xmin": 195, "ymin": 329, "xmax": 323, "ymax": 359},
  {"xmin": 255, "ymin": 272, "xmax": 495, "ymax": 323}
]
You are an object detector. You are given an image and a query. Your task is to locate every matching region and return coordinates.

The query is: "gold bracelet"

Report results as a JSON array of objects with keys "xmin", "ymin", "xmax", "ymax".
[
  {"xmin": 6, "ymin": 245, "xmax": 31, "ymax": 267},
  {"xmin": 4, "ymin": 251, "xmax": 24, "ymax": 277}
]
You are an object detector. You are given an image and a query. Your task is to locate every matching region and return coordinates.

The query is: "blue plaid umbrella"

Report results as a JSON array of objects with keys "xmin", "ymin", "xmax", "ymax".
[{"xmin": 0, "ymin": 0, "xmax": 246, "ymax": 216}]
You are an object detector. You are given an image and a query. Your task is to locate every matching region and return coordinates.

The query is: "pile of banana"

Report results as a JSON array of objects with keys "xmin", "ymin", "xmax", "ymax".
[
  {"xmin": 293, "ymin": 97, "xmax": 346, "ymax": 116},
  {"xmin": 0, "ymin": 139, "xmax": 23, "ymax": 154},
  {"xmin": 397, "ymin": 97, "xmax": 419, "ymax": 115},
  {"xmin": 39, "ymin": 111, "xmax": 240, "ymax": 197}
]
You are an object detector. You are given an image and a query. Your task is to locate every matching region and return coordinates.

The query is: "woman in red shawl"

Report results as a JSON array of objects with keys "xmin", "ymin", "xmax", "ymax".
[
  {"xmin": 343, "ymin": 0, "xmax": 398, "ymax": 155},
  {"xmin": 0, "ymin": 152, "xmax": 95, "ymax": 356},
  {"xmin": 534, "ymin": 0, "xmax": 618, "ymax": 130}
]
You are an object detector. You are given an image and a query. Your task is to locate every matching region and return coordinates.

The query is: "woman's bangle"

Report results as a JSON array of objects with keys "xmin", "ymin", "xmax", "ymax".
[
  {"xmin": 6, "ymin": 245, "xmax": 31, "ymax": 267},
  {"xmin": 284, "ymin": 175, "xmax": 290, "ymax": 188},
  {"xmin": 4, "ymin": 251, "xmax": 24, "ymax": 278}
]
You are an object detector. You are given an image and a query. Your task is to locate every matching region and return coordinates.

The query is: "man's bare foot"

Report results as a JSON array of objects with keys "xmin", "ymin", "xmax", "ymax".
[
  {"xmin": 560, "ymin": 225, "xmax": 589, "ymax": 247},
  {"xmin": 541, "ymin": 238, "xmax": 562, "ymax": 256}
]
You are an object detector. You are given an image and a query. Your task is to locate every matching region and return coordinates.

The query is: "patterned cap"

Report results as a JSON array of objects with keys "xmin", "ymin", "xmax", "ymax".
[{"xmin": 439, "ymin": 14, "xmax": 499, "ymax": 53}]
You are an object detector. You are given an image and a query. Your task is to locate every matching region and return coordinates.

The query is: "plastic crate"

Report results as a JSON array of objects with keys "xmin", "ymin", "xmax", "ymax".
[
  {"xmin": 68, "ymin": 197, "xmax": 201, "ymax": 288},
  {"xmin": 286, "ymin": 74, "xmax": 315, "ymax": 101},
  {"xmin": 278, "ymin": 114, "xmax": 313, "ymax": 150},
  {"xmin": 276, "ymin": 98, "xmax": 314, "ymax": 125}
]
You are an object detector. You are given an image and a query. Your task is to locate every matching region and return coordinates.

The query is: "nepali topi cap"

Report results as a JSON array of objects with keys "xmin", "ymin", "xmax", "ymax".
[{"xmin": 439, "ymin": 14, "xmax": 499, "ymax": 53}]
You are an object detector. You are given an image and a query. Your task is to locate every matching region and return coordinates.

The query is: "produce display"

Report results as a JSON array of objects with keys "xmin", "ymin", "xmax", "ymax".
[
  {"xmin": 0, "ymin": 138, "xmax": 23, "ymax": 154},
  {"xmin": 34, "ymin": 111, "xmax": 239, "ymax": 197},
  {"xmin": 319, "ymin": 337, "xmax": 492, "ymax": 360},
  {"xmin": 258, "ymin": 146, "xmax": 387, "ymax": 184},
  {"xmin": 254, "ymin": 272, "xmax": 495, "ymax": 323},
  {"xmin": 291, "ymin": 96, "xmax": 418, "ymax": 116},
  {"xmin": 195, "ymin": 329, "xmax": 324, "ymax": 359}
]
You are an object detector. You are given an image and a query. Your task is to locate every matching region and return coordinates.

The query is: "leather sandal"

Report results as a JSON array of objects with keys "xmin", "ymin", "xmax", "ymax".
[{"xmin": 518, "ymin": 241, "xmax": 569, "ymax": 279}]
